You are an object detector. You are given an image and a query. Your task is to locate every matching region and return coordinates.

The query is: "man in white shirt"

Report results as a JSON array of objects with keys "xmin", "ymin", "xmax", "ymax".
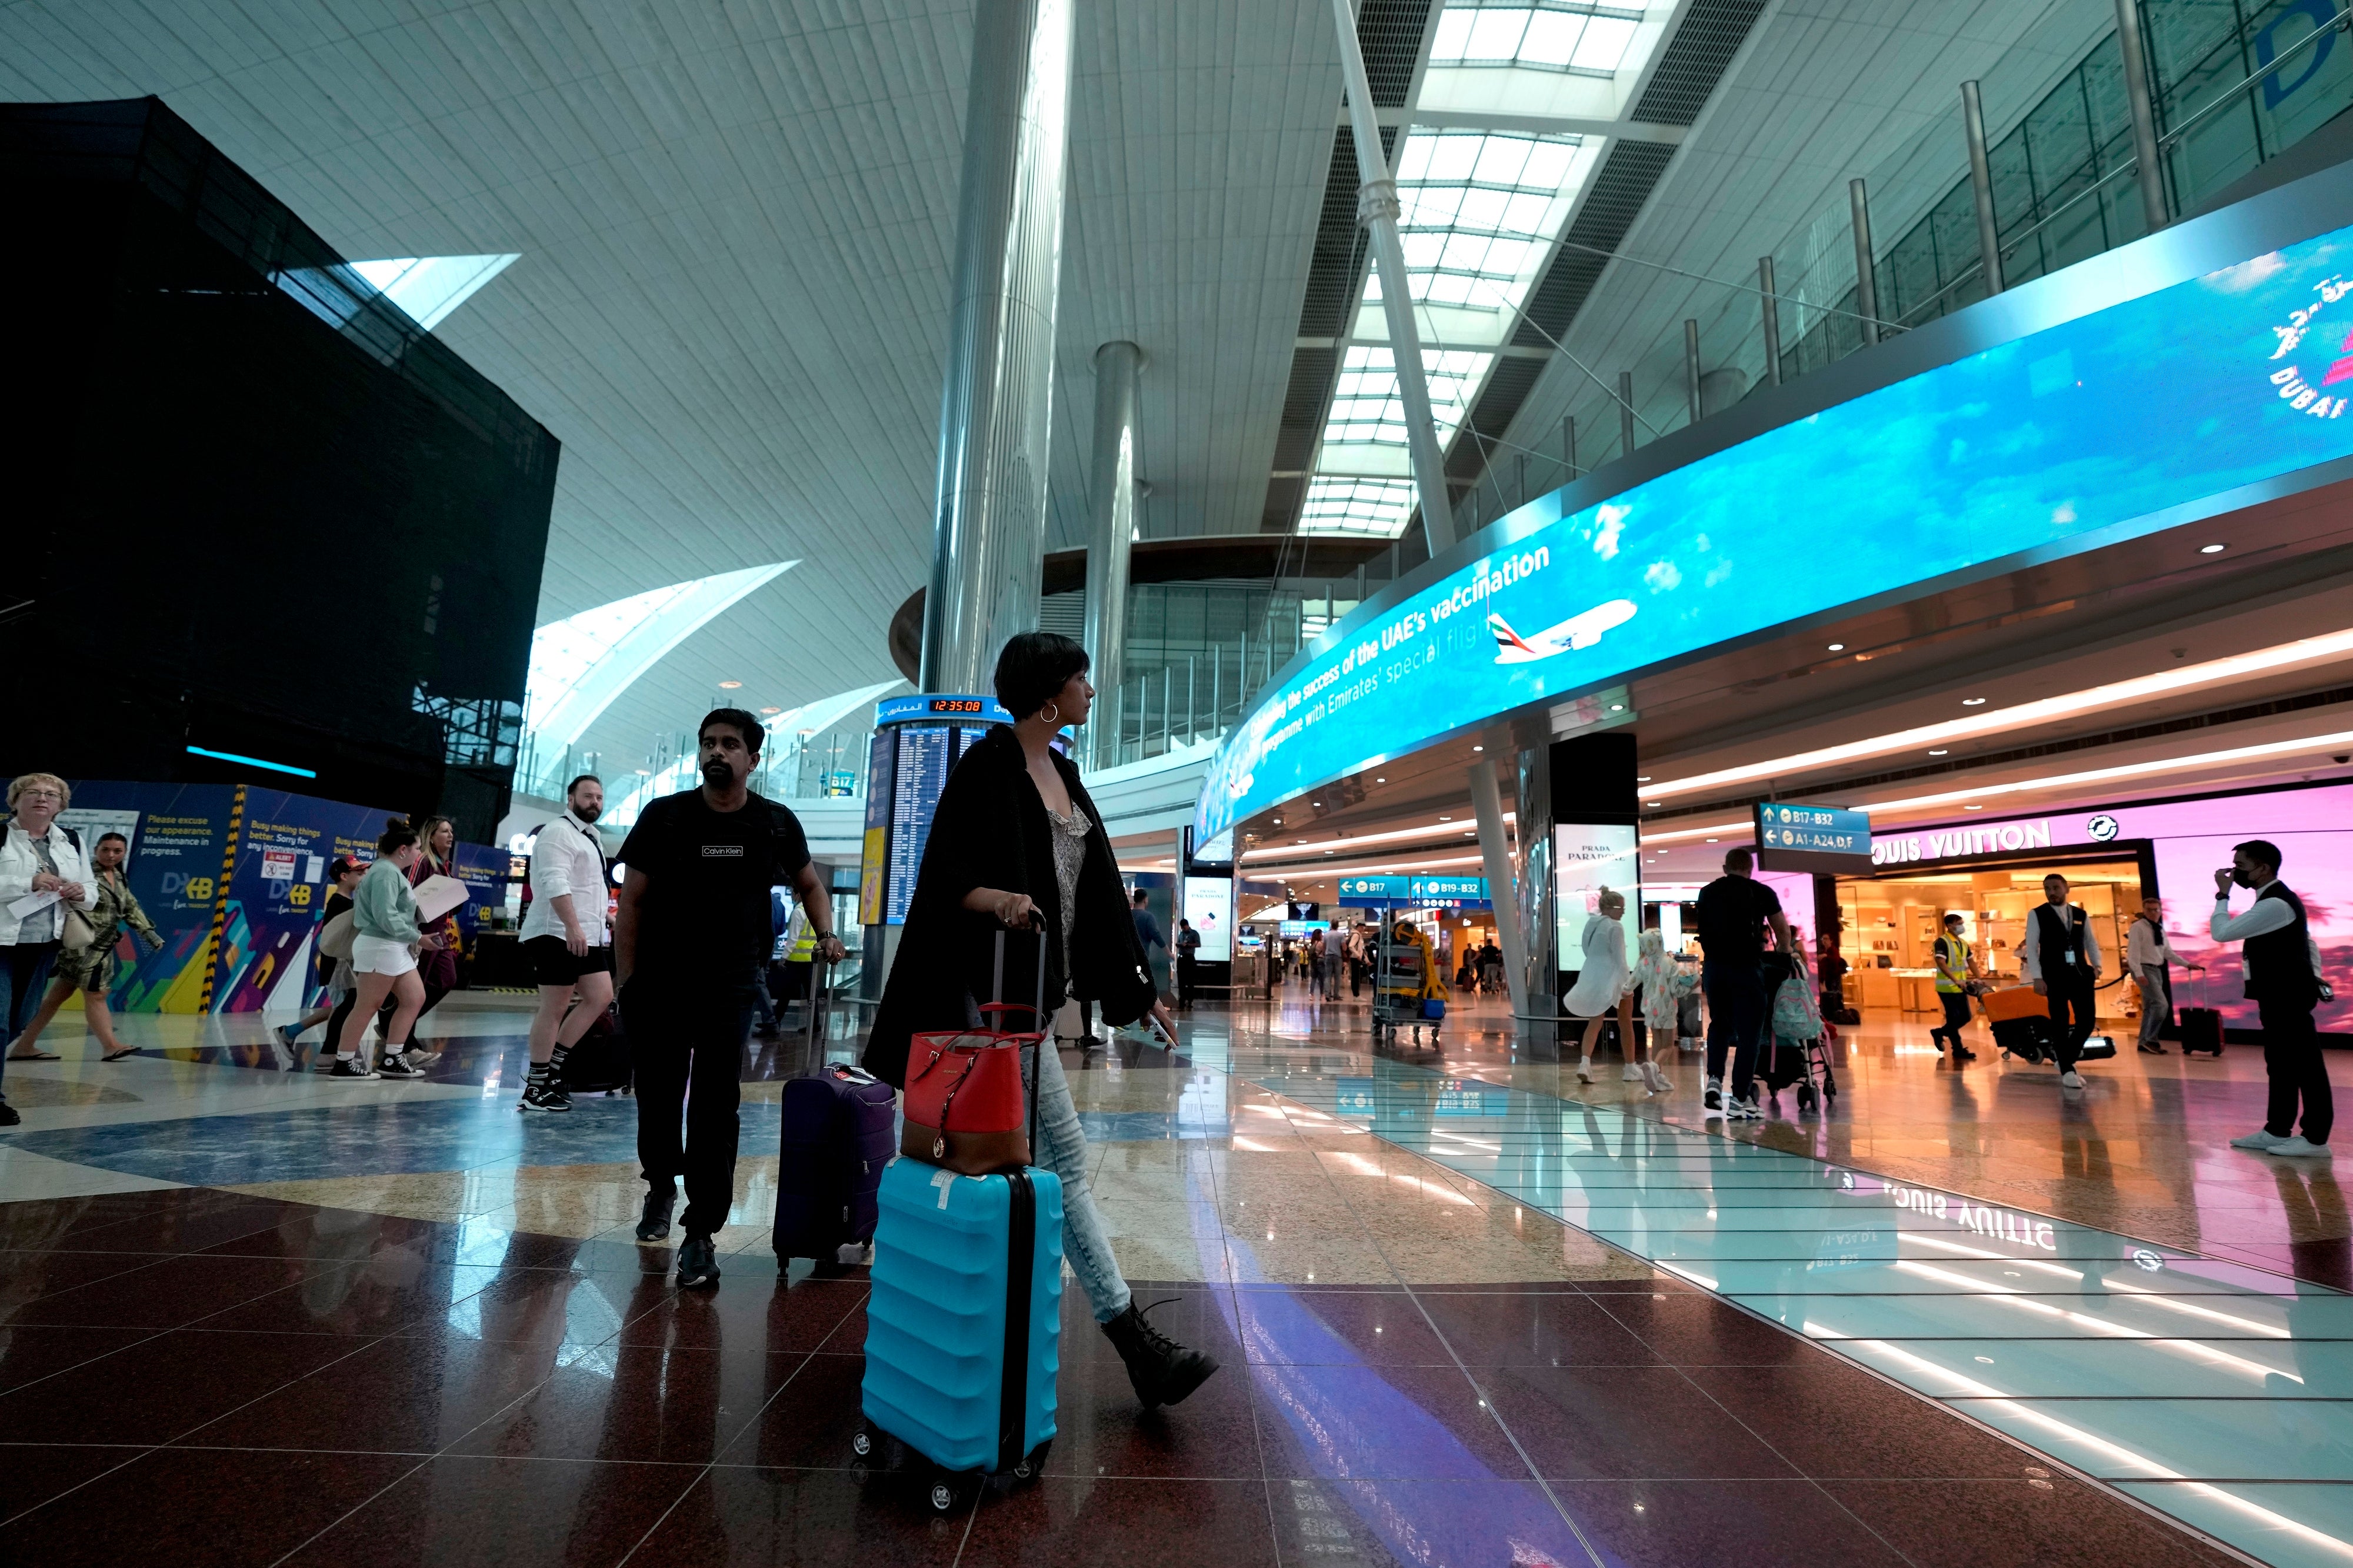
[
  {"xmin": 2017, "ymin": 873, "xmax": 2103, "ymax": 1089},
  {"xmin": 2125, "ymin": 897, "xmax": 2205, "ymax": 1056},
  {"xmin": 518, "ymin": 775, "xmax": 614, "ymax": 1114},
  {"xmin": 2216, "ymin": 839, "xmax": 2332, "ymax": 1158}
]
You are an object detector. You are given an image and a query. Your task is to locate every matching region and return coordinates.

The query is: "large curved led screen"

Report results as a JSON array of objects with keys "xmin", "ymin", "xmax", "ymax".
[{"xmin": 1198, "ymin": 223, "xmax": 2353, "ymax": 845}]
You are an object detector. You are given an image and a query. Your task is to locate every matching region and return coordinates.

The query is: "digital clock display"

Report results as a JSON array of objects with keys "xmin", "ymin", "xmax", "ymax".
[{"xmin": 929, "ymin": 699, "xmax": 986, "ymax": 713}]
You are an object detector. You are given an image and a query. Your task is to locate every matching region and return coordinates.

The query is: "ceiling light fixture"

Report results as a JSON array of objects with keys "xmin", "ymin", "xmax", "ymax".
[
  {"xmin": 760, "ymin": 706, "xmax": 781, "ymax": 715},
  {"xmin": 1961, "ymin": 697, "xmax": 1986, "ymax": 706},
  {"xmin": 2200, "ymin": 543, "xmax": 2228, "ymax": 554},
  {"xmin": 1637, "ymin": 628, "xmax": 2353, "ymax": 801},
  {"xmin": 717, "ymin": 679, "xmax": 743, "ymax": 689},
  {"xmin": 1928, "ymin": 748, "xmax": 1948, "ymax": 756},
  {"xmin": 1827, "ymin": 642, "xmax": 1845, "ymax": 652},
  {"xmin": 1608, "ymin": 703, "xmax": 1625, "ymax": 712},
  {"xmin": 1471, "ymin": 744, "xmax": 1484, "ymax": 752}
]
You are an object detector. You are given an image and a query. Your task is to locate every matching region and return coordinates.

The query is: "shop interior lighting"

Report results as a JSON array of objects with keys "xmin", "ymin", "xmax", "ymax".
[
  {"xmin": 1961, "ymin": 697, "xmax": 1987, "ymax": 706},
  {"xmin": 1827, "ymin": 642, "xmax": 1845, "ymax": 651},
  {"xmin": 1640, "ymin": 628, "xmax": 2353, "ymax": 802},
  {"xmin": 1929, "ymin": 748, "xmax": 1948, "ymax": 756},
  {"xmin": 2201, "ymin": 543, "xmax": 2228, "ymax": 553}
]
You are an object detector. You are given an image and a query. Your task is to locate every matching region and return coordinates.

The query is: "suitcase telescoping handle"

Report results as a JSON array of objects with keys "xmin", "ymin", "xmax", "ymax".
[{"xmin": 991, "ymin": 914, "xmax": 1049, "ymax": 1160}]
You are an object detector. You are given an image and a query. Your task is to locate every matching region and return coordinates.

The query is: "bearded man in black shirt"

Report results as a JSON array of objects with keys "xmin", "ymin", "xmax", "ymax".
[{"xmin": 615, "ymin": 708, "xmax": 847, "ymax": 1289}]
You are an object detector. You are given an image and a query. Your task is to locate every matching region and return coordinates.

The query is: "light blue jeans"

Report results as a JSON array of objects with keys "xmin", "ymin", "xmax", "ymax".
[
  {"xmin": 1032, "ymin": 1038, "xmax": 1131, "ymax": 1323},
  {"xmin": 893, "ymin": 1040, "xmax": 1130, "ymax": 1323}
]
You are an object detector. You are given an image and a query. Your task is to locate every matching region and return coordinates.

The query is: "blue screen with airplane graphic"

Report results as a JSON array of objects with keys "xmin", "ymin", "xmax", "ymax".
[{"xmin": 1195, "ymin": 224, "xmax": 2353, "ymax": 843}]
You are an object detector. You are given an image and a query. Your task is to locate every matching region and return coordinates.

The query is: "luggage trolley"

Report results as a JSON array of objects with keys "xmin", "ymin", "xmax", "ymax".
[{"xmin": 1371, "ymin": 930, "xmax": 1439, "ymax": 1049}]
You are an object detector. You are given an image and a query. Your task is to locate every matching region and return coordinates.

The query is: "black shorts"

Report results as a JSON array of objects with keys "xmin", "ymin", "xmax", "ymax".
[{"xmin": 526, "ymin": 935, "xmax": 613, "ymax": 987}]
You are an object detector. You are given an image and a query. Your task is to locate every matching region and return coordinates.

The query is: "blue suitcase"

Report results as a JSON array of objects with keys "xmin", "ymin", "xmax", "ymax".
[{"xmin": 858, "ymin": 1157, "xmax": 1063, "ymax": 1507}]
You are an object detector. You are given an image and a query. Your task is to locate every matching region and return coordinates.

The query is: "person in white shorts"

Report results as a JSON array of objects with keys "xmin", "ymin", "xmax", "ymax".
[{"xmin": 333, "ymin": 819, "xmax": 443, "ymax": 1080}]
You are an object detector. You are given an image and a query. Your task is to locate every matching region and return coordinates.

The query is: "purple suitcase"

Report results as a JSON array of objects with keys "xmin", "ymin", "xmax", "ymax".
[{"xmin": 774, "ymin": 1062, "xmax": 898, "ymax": 1266}]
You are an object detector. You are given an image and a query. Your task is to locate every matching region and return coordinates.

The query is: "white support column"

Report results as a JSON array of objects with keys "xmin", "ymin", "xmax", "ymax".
[
  {"xmin": 1469, "ymin": 758, "xmax": 1529, "ymax": 1027},
  {"xmin": 1328, "ymin": 0, "xmax": 1455, "ymax": 558}
]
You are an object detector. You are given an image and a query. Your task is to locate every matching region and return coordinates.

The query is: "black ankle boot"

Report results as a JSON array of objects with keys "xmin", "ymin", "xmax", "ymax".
[{"xmin": 1102, "ymin": 1299, "xmax": 1218, "ymax": 1410}]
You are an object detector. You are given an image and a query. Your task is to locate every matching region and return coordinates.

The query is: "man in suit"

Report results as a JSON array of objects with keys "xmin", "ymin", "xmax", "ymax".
[{"xmin": 2218, "ymin": 839, "xmax": 2332, "ymax": 1158}]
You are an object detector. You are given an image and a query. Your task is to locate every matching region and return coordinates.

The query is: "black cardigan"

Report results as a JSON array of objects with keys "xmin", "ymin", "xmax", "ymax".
[{"xmin": 862, "ymin": 724, "xmax": 1158, "ymax": 1087}]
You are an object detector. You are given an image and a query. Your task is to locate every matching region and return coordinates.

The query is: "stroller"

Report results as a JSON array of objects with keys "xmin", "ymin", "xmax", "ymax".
[
  {"xmin": 1759, "ymin": 949, "xmax": 1838, "ymax": 1113},
  {"xmin": 1674, "ymin": 954, "xmax": 1704, "ymax": 1051}
]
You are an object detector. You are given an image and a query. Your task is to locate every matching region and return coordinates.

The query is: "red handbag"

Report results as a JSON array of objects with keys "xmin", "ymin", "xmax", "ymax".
[
  {"xmin": 902, "ymin": 1003, "xmax": 1042, "ymax": 1174},
  {"xmin": 899, "ymin": 927, "xmax": 1049, "ymax": 1175}
]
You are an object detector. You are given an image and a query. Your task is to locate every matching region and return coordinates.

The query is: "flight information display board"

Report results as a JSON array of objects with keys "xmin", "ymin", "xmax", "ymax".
[{"xmin": 885, "ymin": 726, "xmax": 952, "ymax": 925}]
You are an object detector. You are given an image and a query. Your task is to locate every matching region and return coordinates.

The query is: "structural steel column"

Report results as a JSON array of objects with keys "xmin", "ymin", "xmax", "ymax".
[
  {"xmin": 1329, "ymin": 0, "xmax": 1455, "ymax": 558},
  {"xmin": 1849, "ymin": 178, "xmax": 1880, "ymax": 348},
  {"xmin": 1469, "ymin": 757, "xmax": 1531, "ymax": 1029},
  {"xmin": 918, "ymin": 0, "xmax": 1078, "ymax": 695},
  {"xmin": 1961, "ymin": 80, "xmax": 2005, "ymax": 296},
  {"xmin": 1083, "ymin": 341, "xmax": 1141, "ymax": 770},
  {"xmin": 1618, "ymin": 371, "xmax": 1635, "ymax": 458},
  {"xmin": 1684, "ymin": 319, "xmax": 1701, "ymax": 425},
  {"xmin": 1758, "ymin": 256, "xmax": 1782, "ymax": 385},
  {"xmin": 1513, "ymin": 739, "xmax": 1558, "ymax": 1054},
  {"xmin": 2114, "ymin": 0, "xmax": 2169, "ymax": 232}
]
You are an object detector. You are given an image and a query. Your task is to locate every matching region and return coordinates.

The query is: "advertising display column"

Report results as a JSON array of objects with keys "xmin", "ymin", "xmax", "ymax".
[{"xmin": 1550, "ymin": 732, "xmax": 1640, "ymax": 1025}]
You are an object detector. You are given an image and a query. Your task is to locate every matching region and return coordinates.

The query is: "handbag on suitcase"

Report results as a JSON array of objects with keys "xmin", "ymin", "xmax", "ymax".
[
  {"xmin": 772, "ymin": 1061, "xmax": 896, "ymax": 1267},
  {"xmin": 858, "ymin": 925, "xmax": 1061, "ymax": 1511}
]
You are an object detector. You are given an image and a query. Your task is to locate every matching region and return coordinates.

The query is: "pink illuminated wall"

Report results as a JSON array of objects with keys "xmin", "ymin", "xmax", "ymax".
[{"xmin": 1884, "ymin": 785, "xmax": 2352, "ymax": 1034}]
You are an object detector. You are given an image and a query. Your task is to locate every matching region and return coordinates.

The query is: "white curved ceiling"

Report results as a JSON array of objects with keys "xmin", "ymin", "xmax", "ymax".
[{"xmin": 0, "ymin": 0, "xmax": 2078, "ymax": 776}]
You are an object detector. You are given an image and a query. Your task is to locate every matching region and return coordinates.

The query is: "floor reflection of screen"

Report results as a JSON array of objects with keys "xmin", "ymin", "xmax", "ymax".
[
  {"xmin": 1182, "ymin": 876, "xmax": 1233, "ymax": 962},
  {"xmin": 1554, "ymin": 823, "xmax": 1639, "ymax": 964}
]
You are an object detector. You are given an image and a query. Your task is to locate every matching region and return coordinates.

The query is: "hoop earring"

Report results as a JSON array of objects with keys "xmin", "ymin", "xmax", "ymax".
[{"xmin": 1041, "ymin": 702, "xmax": 1060, "ymax": 724}]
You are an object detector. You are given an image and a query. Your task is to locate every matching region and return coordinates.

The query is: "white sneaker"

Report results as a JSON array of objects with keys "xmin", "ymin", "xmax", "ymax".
[
  {"xmin": 1621, "ymin": 1063, "xmax": 1645, "ymax": 1082},
  {"xmin": 2231, "ymin": 1129, "xmax": 2291, "ymax": 1151},
  {"xmin": 2272, "ymin": 1136, "xmax": 2334, "ymax": 1159},
  {"xmin": 1641, "ymin": 1061, "xmax": 1673, "ymax": 1094},
  {"xmin": 2059, "ymin": 1070, "xmax": 2085, "ymax": 1089},
  {"xmin": 1727, "ymin": 1096, "xmax": 1762, "ymax": 1121},
  {"xmin": 1575, "ymin": 1057, "xmax": 1595, "ymax": 1084}
]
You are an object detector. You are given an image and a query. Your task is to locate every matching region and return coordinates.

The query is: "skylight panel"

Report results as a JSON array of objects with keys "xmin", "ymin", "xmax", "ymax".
[
  {"xmin": 1319, "ymin": 346, "xmax": 1492, "ymax": 450},
  {"xmin": 1298, "ymin": 476, "xmax": 1421, "ymax": 538},
  {"xmin": 1428, "ymin": 2, "xmax": 1655, "ymax": 75}
]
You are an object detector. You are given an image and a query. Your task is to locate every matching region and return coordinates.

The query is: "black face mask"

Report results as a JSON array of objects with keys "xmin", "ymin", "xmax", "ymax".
[{"xmin": 573, "ymin": 801, "xmax": 602, "ymax": 823}]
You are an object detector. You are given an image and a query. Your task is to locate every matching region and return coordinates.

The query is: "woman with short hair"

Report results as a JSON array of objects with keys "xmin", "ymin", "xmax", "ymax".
[
  {"xmin": 10, "ymin": 831, "xmax": 164, "ymax": 1063},
  {"xmin": 866, "ymin": 631, "xmax": 1217, "ymax": 1413},
  {"xmin": 0, "ymin": 773, "xmax": 97, "ymax": 1125}
]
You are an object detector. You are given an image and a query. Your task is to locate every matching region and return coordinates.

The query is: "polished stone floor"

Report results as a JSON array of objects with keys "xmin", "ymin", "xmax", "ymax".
[{"xmin": 1, "ymin": 984, "xmax": 2345, "ymax": 1564}]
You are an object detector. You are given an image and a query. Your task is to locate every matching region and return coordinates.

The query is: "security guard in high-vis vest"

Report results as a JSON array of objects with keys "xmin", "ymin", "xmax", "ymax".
[{"xmin": 1932, "ymin": 913, "xmax": 1979, "ymax": 1062}]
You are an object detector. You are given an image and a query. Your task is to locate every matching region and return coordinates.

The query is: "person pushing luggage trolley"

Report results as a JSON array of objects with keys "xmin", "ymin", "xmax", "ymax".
[{"xmin": 865, "ymin": 631, "xmax": 1218, "ymax": 1414}]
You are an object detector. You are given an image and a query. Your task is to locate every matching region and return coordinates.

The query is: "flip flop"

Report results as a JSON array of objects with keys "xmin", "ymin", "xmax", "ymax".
[
  {"xmin": 101, "ymin": 1049, "xmax": 140, "ymax": 1062},
  {"xmin": 8, "ymin": 1051, "xmax": 61, "ymax": 1062}
]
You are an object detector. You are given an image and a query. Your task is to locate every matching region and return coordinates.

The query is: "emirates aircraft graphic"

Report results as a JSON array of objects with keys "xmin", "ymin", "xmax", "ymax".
[{"xmin": 1488, "ymin": 599, "xmax": 1637, "ymax": 663}]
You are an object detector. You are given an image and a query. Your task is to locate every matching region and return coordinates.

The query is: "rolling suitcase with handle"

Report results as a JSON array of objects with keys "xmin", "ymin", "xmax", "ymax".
[
  {"xmin": 2179, "ymin": 969, "xmax": 2225, "ymax": 1055},
  {"xmin": 858, "ymin": 925, "xmax": 1061, "ymax": 1511},
  {"xmin": 771, "ymin": 1059, "xmax": 896, "ymax": 1267}
]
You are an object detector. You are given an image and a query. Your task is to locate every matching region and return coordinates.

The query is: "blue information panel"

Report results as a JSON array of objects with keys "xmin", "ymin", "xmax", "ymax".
[
  {"xmin": 1336, "ymin": 874, "xmax": 1490, "ymax": 906},
  {"xmin": 1197, "ymin": 223, "xmax": 2353, "ymax": 845},
  {"xmin": 876, "ymin": 693, "xmax": 1015, "ymax": 725},
  {"xmin": 885, "ymin": 726, "xmax": 952, "ymax": 925},
  {"xmin": 1755, "ymin": 802, "xmax": 1872, "ymax": 873}
]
